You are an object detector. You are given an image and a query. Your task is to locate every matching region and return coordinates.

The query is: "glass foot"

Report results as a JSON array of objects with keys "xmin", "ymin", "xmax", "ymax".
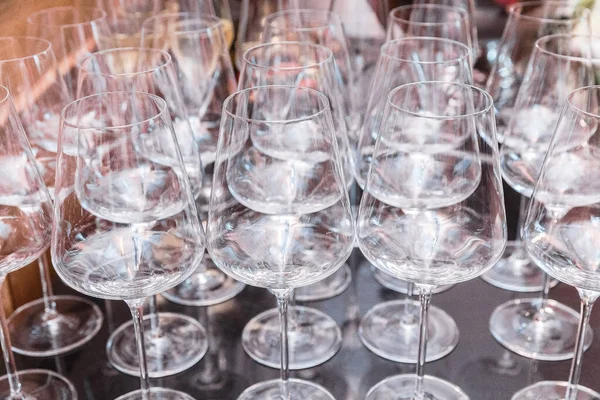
[
  {"xmin": 490, "ymin": 298, "xmax": 593, "ymax": 361},
  {"xmin": 238, "ymin": 378, "xmax": 334, "ymax": 400},
  {"xmin": 242, "ymin": 306, "xmax": 341, "ymax": 370},
  {"xmin": 295, "ymin": 264, "xmax": 352, "ymax": 302},
  {"xmin": 116, "ymin": 388, "xmax": 195, "ymax": 400},
  {"xmin": 481, "ymin": 242, "xmax": 557, "ymax": 292},
  {"xmin": 365, "ymin": 374, "xmax": 469, "ymax": 400},
  {"xmin": 0, "ymin": 369, "xmax": 77, "ymax": 399},
  {"xmin": 512, "ymin": 381, "xmax": 600, "ymax": 399},
  {"xmin": 162, "ymin": 257, "xmax": 245, "ymax": 307},
  {"xmin": 359, "ymin": 300, "xmax": 459, "ymax": 363},
  {"xmin": 107, "ymin": 312, "xmax": 208, "ymax": 378},
  {"xmin": 371, "ymin": 267, "xmax": 454, "ymax": 294},
  {"xmin": 8, "ymin": 295, "xmax": 103, "ymax": 357}
]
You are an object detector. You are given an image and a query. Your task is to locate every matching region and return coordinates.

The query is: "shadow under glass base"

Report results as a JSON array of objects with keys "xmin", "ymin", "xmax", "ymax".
[
  {"xmin": 490, "ymin": 298, "xmax": 592, "ymax": 361},
  {"xmin": 107, "ymin": 312, "xmax": 208, "ymax": 378},
  {"xmin": 359, "ymin": 299, "xmax": 459, "ymax": 363},
  {"xmin": 295, "ymin": 264, "xmax": 352, "ymax": 302},
  {"xmin": 115, "ymin": 388, "xmax": 195, "ymax": 400},
  {"xmin": 8, "ymin": 295, "xmax": 103, "ymax": 357},
  {"xmin": 371, "ymin": 267, "xmax": 454, "ymax": 295},
  {"xmin": 512, "ymin": 381, "xmax": 600, "ymax": 400},
  {"xmin": 0, "ymin": 369, "xmax": 77, "ymax": 400},
  {"xmin": 238, "ymin": 378, "xmax": 334, "ymax": 400},
  {"xmin": 242, "ymin": 306, "xmax": 341, "ymax": 370},
  {"xmin": 365, "ymin": 374, "xmax": 469, "ymax": 400}
]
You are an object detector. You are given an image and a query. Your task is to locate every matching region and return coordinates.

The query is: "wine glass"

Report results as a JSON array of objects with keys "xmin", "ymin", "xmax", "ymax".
[
  {"xmin": 482, "ymin": 0, "xmax": 591, "ymax": 293},
  {"xmin": 207, "ymin": 85, "xmax": 354, "ymax": 399},
  {"xmin": 489, "ymin": 33, "xmax": 598, "ymax": 362},
  {"xmin": 358, "ymin": 81, "xmax": 507, "ymax": 399},
  {"xmin": 355, "ymin": 37, "xmax": 472, "ymax": 364},
  {"xmin": 77, "ymin": 47, "xmax": 208, "ymax": 378},
  {"xmin": 26, "ymin": 6, "xmax": 113, "ymax": 98},
  {"xmin": 51, "ymin": 91, "xmax": 205, "ymax": 400},
  {"xmin": 513, "ymin": 84, "xmax": 600, "ymax": 400},
  {"xmin": 0, "ymin": 84, "xmax": 75, "ymax": 398},
  {"xmin": 0, "ymin": 36, "xmax": 104, "ymax": 359},
  {"xmin": 235, "ymin": 41, "xmax": 352, "ymax": 370}
]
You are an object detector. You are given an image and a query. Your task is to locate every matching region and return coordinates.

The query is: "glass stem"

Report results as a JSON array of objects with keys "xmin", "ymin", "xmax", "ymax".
[
  {"xmin": 0, "ymin": 275, "xmax": 23, "ymax": 398},
  {"xmin": 148, "ymin": 295, "xmax": 159, "ymax": 334},
  {"xmin": 565, "ymin": 290, "xmax": 598, "ymax": 400},
  {"xmin": 415, "ymin": 285, "xmax": 434, "ymax": 400},
  {"xmin": 126, "ymin": 298, "xmax": 151, "ymax": 400},
  {"xmin": 38, "ymin": 252, "xmax": 57, "ymax": 314},
  {"xmin": 274, "ymin": 289, "xmax": 293, "ymax": 400},
  {"xmin": 401, "ymin": 282, "xmax": 417, "ymax": 325}
]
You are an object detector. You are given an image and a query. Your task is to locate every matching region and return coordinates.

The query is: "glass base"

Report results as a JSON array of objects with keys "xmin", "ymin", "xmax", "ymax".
[
  {"xmin": 238, "ymin": 378, "xmax": 334, "ymax": 400},
  {"xmin": 162, "ymin": 257, "xmax": 245, "ymax": 307},
  {"xmin": 0, "ymin": 369, "xmax": 77, "ymax": 399},
  {"xmin": 295, "ymin": 264, "xmax": 352, "ymax": 302},
  {"xmin": 512, "ymin": 381, "xmax": 600, "ymax": 400},
  {"xmin": 8, "ymin": 295, "xmax": 103, "ymax": 357},
  {"xmin": 490, "ymin": 298, "xmax": 593, "ymax": 361},
  {"xmin": 107, "ymin": 312, "xmax": 208, "ymax": 378},
  {"xmin": 242, "ymin": 306, "xmax": 341, "ymax": 370},
  {"xmin": 371, "ymin": 267, "xmax": 454, "ymax": 295},
  {"xmin": 365, "ymin": 374, "xmax": 469, "ymax": 400},
  {"xmin": 481, "ymin": 242, "xmax": 557, "ymax": 292},
  {"xmin": 359, "ymin": 300, "xmax": 459, "ymax": 363},
  {"xmin": 116, "ymin": 388, "xmax": 195, "ymax": 400}
]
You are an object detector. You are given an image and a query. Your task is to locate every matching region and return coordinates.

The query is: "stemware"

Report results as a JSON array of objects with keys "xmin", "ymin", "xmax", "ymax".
[
  {"xmin": 52, "ymin": 91, "xmax": 205, "ymax": 400},
  {"xmin": 26, "ymin": 6, "xmax": 113, "ymax": 98},
  {"xmin": 0, "ymin": 85, "xmax": 75, "ymax": 398},
  {"xmin": 0, "ymin": 36, "xmax": 103, "ymax": 358},
  {"xmin": 489, "ymin": 33, "xmax": 598, "ymax": 361},
  {"xmin": 482, "ymin": 0, "xmax": 592, "ymax": 293},
  {"xmin": 358, "ymin": 81, "xmax": 507, "ymax": 399},
  {"xmin": 356, "ymin": 37, "xmax": 472, "ymax": 364},
  {"xmin": 77, "ymin": 47, "xmax": 208, "ymax": 378},
  {"xmin": 513, "ymin": 84, "xmax": 600, "ymax": 400},
  {"xmin": 208, "ymin": 85, "xmax": 354, "ymax": 399}
]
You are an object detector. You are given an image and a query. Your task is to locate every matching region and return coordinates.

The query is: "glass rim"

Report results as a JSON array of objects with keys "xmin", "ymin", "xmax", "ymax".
[
  {"xmin": 223, "ymin": 85, "xmax": 331, "ymax": 124},
  {"xmin": 387, "ymin": 81, "xmax": 494, "ymax": 120},
  {"xmin": 0, "ymin": 85, "xmax": 10, "ymax": 105},
  {"xmin": 242, "ymin": 41, "xmax": 334, "ymax": 71},
  {"xmin": 78, "ymin": 47, "xmax": 172, "ymax": 77},
  {"xmin": 0, "ymin": 36, "xmax": 53, "ymax": 63},
  {"xmin": 265, "ymin": 8, "xmax": 342, "ymax": 32},
  {"xmin": 508, "ymin": 0, "xmax": 585, "ymax": 23},
  {"xmin": 566, "ymin": 85, "xmax": 600, "ymax": 119},
  {"xmin": 61, "ymin": 91, "xmax": 168, "ymax": 131},
  {"xmin": 388, "ymin": 4, "xmax": 469, "ymax": 27},
  {"xmin": 141, "ymin": 12, "xmax": 222, "ymax": 36},
  {"xmin": 534, "ymin": 33, "xmax": 600, "ymax": 62},
  {"xmin": 381, "ymin": 37, "xmax": 471, "ymax": 65},
  {"xmin": 27, "ymin": 6, "xmax": 107, "ymax": 27}
]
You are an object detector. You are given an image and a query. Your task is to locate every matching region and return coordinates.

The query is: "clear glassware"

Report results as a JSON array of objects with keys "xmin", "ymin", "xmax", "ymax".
[
  {"xmin": 26, "ymin": 6, "xmax": 113, "ymax": 98},
  {"xmin": 490, "ymin": 33, "xmax": 598, "ymax": 362},
  {"xmin": 482, "ymin": 0, "xmax": 591, "ymax": 293},
  {"xmin": 0, "ymin": 84, "xmax": 75, "ymax": 399},
  {"xmin": 141, "ymin": 12, "xmax": 244, "ymax": 308},
  {"xmin": 358, "ymin": 81, "xmax": 507, "ymax": 399},
  {"xmin": 52, "ymin": 91, "xmax": 205, "ymax": 400},
  {"xmin": 208, "ymin": 85, "xmax": 354, "ymax": 399},
  {"xmin": 513, "ymin": 84, "xmax": 600, "ymax": 400},
  {"xmin": 0, "ymin": 36, "xmax": 104, "ymax": 359},
  {"xmin": 77, "ymin": 47, "xmax": 208, "ymax": 378}
]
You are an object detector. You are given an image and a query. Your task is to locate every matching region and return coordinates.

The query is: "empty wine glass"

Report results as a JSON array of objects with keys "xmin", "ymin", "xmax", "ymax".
[
  {"xmin": 208, "ymin": 85, "xmax": 354, "ymax": 399},
  {"xmin": 513, "ymin": 84, "xmax": 600, "ymax": 400},
  {"xmin": 52, "ymin": 91, "xmax": 205, "ymax": 400},
  {"xmin": 77, "ymin": 47, "xmax": 208, "ymax": 378},
  {"xmin": 490, "ymin": 33, "xmax": 598, "ymax": 362},
  {"xmin": 358, "ymin": 81, "xmax": 507, "ymax": 399},
  {"xmin": 0, "ymin": 36, "xmax": 104, "ymax": 359},
  {"xmin": 0, "ymin": 85, "xmax": 75, "ymax": 399},
  {"xmin": 26, "ymin": 6, "xmax": 113, "ymax": 98},
  {"xmin": 482, "ymin": 0, "xmax": 591, "ymax": 293}
]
